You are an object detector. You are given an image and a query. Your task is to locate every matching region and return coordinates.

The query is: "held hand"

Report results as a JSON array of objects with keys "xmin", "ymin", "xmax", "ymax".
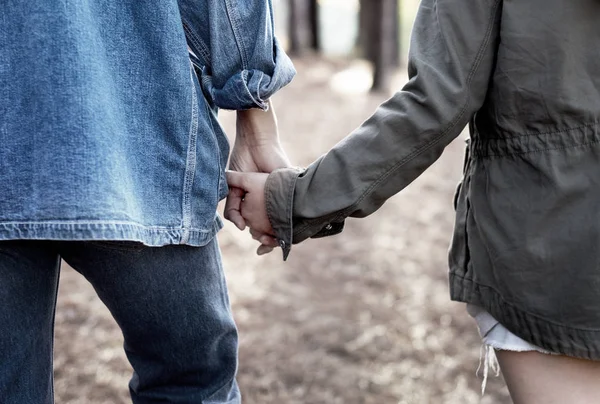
[
  {"xmin": 228, "ymin": 138, "xmax": 290, "ymax": 174},
  {"xmin": 224, "ymin": 102, "xmax": 290, "ymax": 231},
  {"xmin": 226, "ymin": 171, "xmax": 279, "ymax": 255},
  {"xmin": 224, "ymin": 140, "xmax": 290, "ymax": 231},
  {"xmin": 226, "ymin": 171, "xmax": 271, "ymax": 233}
]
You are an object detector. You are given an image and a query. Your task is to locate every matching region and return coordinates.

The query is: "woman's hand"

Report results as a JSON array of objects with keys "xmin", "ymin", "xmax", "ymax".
[{"xmin": 226, "ymin": 171, "xmax": 279, "ymax": 255}]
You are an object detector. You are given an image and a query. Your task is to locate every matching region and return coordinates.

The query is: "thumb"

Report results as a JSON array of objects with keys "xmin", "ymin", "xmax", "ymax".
[{"xmin": 224, "ymin": 187, "xmax": 246, "ymax": 231}]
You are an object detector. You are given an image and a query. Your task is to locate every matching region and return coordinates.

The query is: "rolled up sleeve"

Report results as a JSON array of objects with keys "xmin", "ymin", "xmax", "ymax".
[
  {"xmin": 265, "ymin": 0, "xmax": 502, "ymax": 260},
  {"xmin": 179, "ymin": 0, "xmax": 296, "ymax": 110}
]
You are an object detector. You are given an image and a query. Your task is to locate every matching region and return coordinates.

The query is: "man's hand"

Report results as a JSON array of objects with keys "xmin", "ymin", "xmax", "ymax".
[
  {"xmin": 228, "ymin": 138, "xmax": 290, "ymax": 175},
  {"xmin": 224, "ymin": 100, "xmax": 290, "ymax": 233},
  {"xmin": 229, "ymin": 101, "xmax": 290, "ymax": 173},
  {"xmin": 226, "ymin": 171, "xmax": 279, "ymax": 255}
]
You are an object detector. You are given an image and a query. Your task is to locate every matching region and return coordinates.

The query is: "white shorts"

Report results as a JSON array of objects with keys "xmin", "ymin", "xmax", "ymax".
[
  {"xmin": 467, "ymin": 304, "xmax": 552, "ymax": 354},
  {"xmin": 466, "ymin": 304, "xmax": 554, "ymax": 393}
]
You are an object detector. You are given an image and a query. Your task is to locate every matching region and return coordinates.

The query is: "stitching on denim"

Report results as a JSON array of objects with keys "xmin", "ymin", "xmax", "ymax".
[
  {"xmin": 484, "ymin": 121, "xmax": 598, "ymax": 140},
  {"xmin": 202, "ymin": 90, "xmax": 227, "ymax": 202},
  {"xmin": 294, "ymin": 0, "xmax": 502, "ymax": 235},
  {"xmin": 0, "ymin": 221, "xmax": 214, "ymax": 232},
  {"xmin": 224, "ymin": 0, "xmax": 248, "ymax": 68},
  {"xmin": 476, "ymin": 139, "xmax": 600, "ymax": 159},
  {"xmin": 240, "ymin": 70, "xmax": 267, "ymax": 109},
  {"xmin": 222, "ymin": 1, "xmax": 271, "ymax": 109},
  {"xmin": 181, "ymin": 64, "xmax": 200, "ymax": 244},
  {"xmin": 452, "ymin": 272, "xmax": 600, "ymax": 332},
  {"xmin": 181, "ymin": 19, "xmax": 211, "ymax": 65},
  {"xmin": 255, "ymin": 72, "xmax": 264, "ymax": 107}
]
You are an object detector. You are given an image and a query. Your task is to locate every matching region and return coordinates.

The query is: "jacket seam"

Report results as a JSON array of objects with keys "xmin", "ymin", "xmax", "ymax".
[
  {"xmin": 181, "ymin": 19, "xmax": 212, "ymax": 65},
  {"xmin": 202, "ymin": 91, "xmax": 227, "ymax": 200},
  {"xmin": 181, "ymin": 64, "xmax": 200, "ymax": 244},
  {"xmin": 294, "ymin": 0, "xmax": 502, "ymax": 235},
  {"xmin": 484, "ymin": 121, "xmax": 598, "ymax": 140},
  {"xmin": 224, "ymin": 0, "xmax": 248, "ymax": 69},
  {"xmin": 475, "ymin": 139, "xmax": 600, "ymax": 159}
]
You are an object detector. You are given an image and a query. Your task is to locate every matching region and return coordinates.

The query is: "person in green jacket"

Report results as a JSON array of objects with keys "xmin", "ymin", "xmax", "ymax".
[{"xmin": 226, "ymin": 0, "xmax": 600, "ymax": 402}]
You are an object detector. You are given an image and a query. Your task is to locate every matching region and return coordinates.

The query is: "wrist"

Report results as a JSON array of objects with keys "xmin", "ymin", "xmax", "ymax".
[{"xmin": 236, "ymin": 100, "xmax": 279, "ymax": 143}]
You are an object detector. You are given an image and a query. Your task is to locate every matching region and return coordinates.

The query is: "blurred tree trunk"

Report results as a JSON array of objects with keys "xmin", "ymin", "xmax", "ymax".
[
  {"xmin": 289, "ymin": 0, "xmax": 320, "ymax": 55},
  {"xmin": 309, "ymin": 0, "xmax": 320, "ymax": 51},
  {"xmin": 358, "ymin": 0, "xmax": 376, "ymax": 62},
  {"xmin": 360, "ymin": 0, "xmax": 401, "ymax": 91}
]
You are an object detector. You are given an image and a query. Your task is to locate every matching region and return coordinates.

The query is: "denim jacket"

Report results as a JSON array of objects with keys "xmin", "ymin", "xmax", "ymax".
[
  {"xmin": 0, "ymin": 0, "xmax": 295, "ymax": 246},
  {"xmin": 266, "ymin": 0, "xmax": 600, "ymax": 359}
]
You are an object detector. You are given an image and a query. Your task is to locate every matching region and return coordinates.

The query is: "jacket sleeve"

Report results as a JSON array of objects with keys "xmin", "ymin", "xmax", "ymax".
[
  {"xmin": 178, "ymin": 0, "xmax": 296, "ymax": 110},
  {"xmin": 265, "ymin": 0, "xmax": 503, "ymax": 260}
]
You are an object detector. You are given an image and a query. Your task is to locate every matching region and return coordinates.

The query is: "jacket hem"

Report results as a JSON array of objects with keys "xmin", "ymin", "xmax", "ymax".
[
  {"xmin": 449, "ymin": 271, "xmax": 600, "ymax": 360},
  {"xmin": 0, "ymin": 217, "xmax": 223, "ymax": 247}
]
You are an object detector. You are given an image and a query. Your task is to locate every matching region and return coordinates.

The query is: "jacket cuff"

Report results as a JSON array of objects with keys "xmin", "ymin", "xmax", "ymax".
[
  {"xmin": 265, "ymin": 167, "xmax": 302, "ymax": 260},
  {"xmin": 296, "ymin": 220, "xmax": 345, "ymax": 241},
  {"xmin": 201, "ymin": 38, "xmax": 296, "ymax": 111}
]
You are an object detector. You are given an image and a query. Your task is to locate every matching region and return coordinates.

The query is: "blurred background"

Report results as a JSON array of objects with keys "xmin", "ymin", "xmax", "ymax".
[{"xmin": 54, "ymin": 1, "xmax": 512, "ymax": 403}]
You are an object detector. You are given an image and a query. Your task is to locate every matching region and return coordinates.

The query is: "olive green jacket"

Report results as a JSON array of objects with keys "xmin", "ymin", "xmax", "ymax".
[{"xmin": 265, "ymin": 0, "xmax": 600, "ymax": 359}]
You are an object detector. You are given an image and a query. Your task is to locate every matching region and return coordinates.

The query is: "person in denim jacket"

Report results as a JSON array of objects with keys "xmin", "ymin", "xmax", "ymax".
[
  {"xmin": 0, "ymin": 1, "xmax": 294, "ymax": 402},
  {"xmin": 228, "ymin": 0, "xmax": 600, "ymax": 402}
]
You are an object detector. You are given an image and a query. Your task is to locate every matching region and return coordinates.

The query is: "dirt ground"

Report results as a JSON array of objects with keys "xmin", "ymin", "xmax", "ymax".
[{"xmin": 53, "ymin": 57, "xmax": 512, "ymax": 404}]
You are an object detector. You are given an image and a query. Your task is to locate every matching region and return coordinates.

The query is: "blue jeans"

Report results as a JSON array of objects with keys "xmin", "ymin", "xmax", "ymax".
[{"xmin": 0, "ymin": 239, "xmax": 240, "ymax": 403}]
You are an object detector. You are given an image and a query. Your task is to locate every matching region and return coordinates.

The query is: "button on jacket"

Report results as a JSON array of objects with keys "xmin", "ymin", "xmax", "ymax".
[
  {"xmin": 0, "ymin": 0, "xmax": 295, "ymax": 246},
  {"xmin": 265, "ymin": 0, "xmax": 600, "ymax": 359}
]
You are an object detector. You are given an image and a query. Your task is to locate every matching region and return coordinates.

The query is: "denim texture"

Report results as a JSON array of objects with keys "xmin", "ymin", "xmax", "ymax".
[
  {"xmin": 0, "ymin": 0, "xmax": 295, "ymax": 246},
  {"xmin": 0, "ymin": 239, "xmax": 240, "ymax": 403}
]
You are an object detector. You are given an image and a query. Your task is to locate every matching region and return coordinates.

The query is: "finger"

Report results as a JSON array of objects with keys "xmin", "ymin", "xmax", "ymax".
[
  {"xmin": 258, "ymin": 235, "xmax": 279, "ymax": 248},
  {"xmin": 249, "ymin": 228, "xmax": 263, "ymax": 241},
  {"xmin": 224, "ymin": 187, "xmax": 246, "ymax": 230},
  {"xmin": 249, "ymin": 228, "xmax": 278, "ymax": 247},
  {"xmin": 225, "ymin": 170, "xmax": 249, "ymax": 190},
  {"xmin": 257, "ymin": 244, "xmax": 275, "ymax": 256}
]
